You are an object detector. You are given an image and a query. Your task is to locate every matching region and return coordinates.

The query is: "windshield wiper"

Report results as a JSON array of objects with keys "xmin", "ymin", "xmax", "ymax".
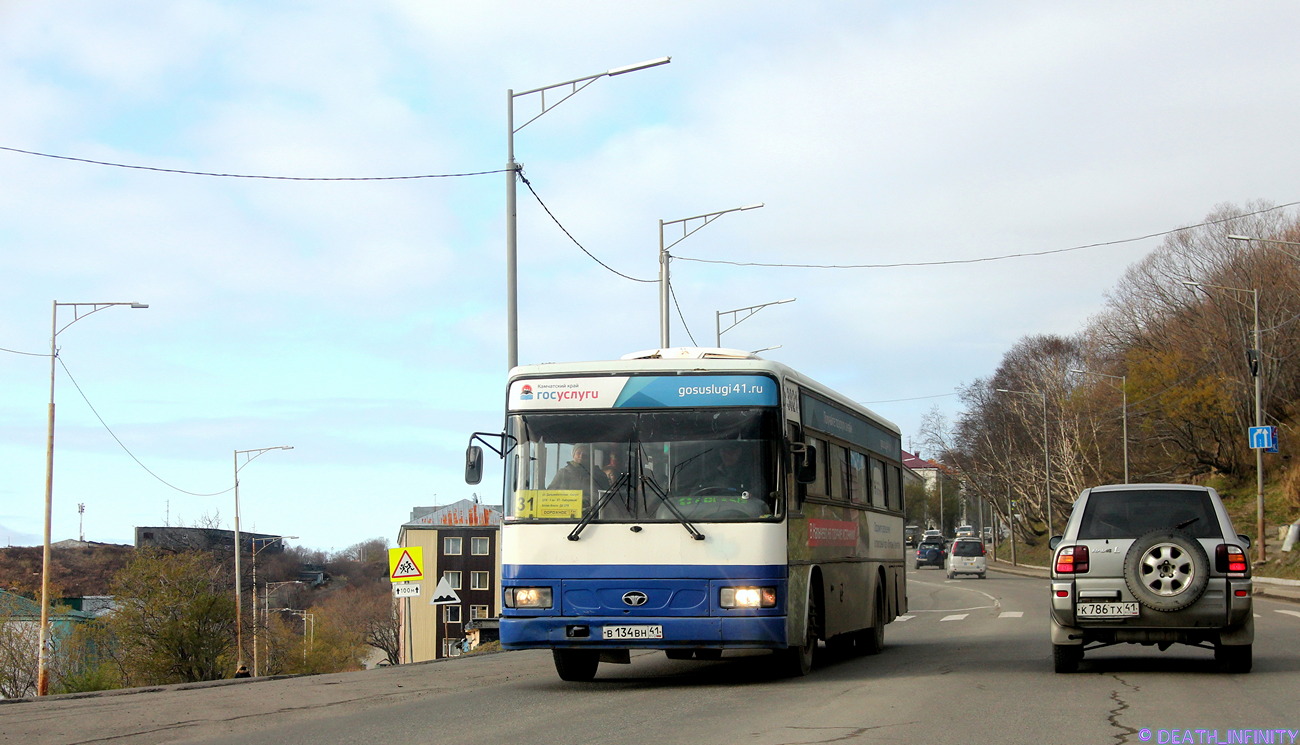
[
  {"xmin": 567, "ymin": 469, "xmax": 632, "ymax": 541},
  {"xmin": 641, "ymin": 468, "xmax": 705, "ymax": 541},
  {"xmin": 1174, "ymin": 516, "xmax": 1200, "ymax": 531}
]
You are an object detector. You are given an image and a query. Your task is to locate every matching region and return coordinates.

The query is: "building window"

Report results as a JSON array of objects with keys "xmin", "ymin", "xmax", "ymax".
[
  {"xmin": 471, "ymin": 604, "xmax": 489, "ymax": 620},
  {"xmin": 444, "ymin": 604, "xmax": 461, "ymax": 623},
  {"xmin": 471, "ymin": 536, "xmax": 490, "ymax": 555},
  {"xmin": 444, "ymin": 571, "xmax": 461, "ymax": 590},
  {"xmin": 471, "ymin": 571, "xmax": 489, "ymax": 590},
  {"xmin": 444, "ymin": 536, "xmax": 462, "ymax": 555},
  {"xmin": 442, "ymin": 639, "xmax": 462, "ymax": 657}
]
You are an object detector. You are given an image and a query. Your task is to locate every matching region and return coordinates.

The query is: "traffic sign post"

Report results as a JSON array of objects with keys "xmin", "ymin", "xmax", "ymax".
[
  {"xmin": 393, "ymin": 583, "xmax": 421, "ymax": 598},
  {"xmin": 430, "ymin": 575, "xmax": 462, "ymax": 606},
  {"xmin": 388, "ymin": 547, "xmax": 425, "ymax": 582},
  {"xmin": 1248, "ymin": 426, "xmax": 1276, "ymax": 450}
]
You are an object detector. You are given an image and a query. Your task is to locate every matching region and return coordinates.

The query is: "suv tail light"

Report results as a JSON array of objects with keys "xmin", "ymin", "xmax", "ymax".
[
  {"xmin": 1216, "ymin": 544, "xmax": 1250, "ymax": 576},
  {"xmin": 1054, "ymin": 545, "xmax": 1089, "ymax": 574}
]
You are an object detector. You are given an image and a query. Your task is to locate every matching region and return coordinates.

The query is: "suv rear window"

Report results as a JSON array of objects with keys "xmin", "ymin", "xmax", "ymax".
[
  {"xmin": 951, "ymin": 540, "xmax": 983, "ymax": 557},
  {"xmin": 1076, "ymin": 489, "xmax": 1219, "ymax": 540}
]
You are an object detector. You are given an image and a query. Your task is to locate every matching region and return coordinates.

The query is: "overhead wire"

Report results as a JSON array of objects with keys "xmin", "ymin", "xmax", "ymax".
[
  {"xmin": 673, "ymin": 200, "xmax": 1300, "ymax": 270},
  {"xmin": 519, "ymin": 173, "xmax": 655, "ymax": 283},
  {"xmin": 0, "ymin": 145, "xmax": 503, "ymax": 181},
  {"xmin": 57, "ymin": 356, "xmax": 232, "ymax": 498}
]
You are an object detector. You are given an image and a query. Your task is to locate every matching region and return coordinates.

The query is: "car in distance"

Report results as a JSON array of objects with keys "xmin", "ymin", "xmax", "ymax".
[
  {"xmin": 915, "ymin": 537, "xmax": 947, "ymax": 569},
  {"xmin": 946, "ymin": 537, "xmax": 986, "ymax": 579},
  {"xmin": 905, "ymin": 525, "xmax": 921, "ymax": 548},
  {"xmin": 1048, "ymin": 483, "xmax": 1253, "ymax": 674},
  {"xmin": 955, "ymin": 525, "xmax": 975, "ymax": 538}
]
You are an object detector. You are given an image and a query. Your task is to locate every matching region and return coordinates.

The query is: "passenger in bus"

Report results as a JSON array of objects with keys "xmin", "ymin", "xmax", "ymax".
[
  {"xmin": 602, "ymin": 449, "xmax": 626, "ymax": 485},
  {"xmin": 547, "ymin": 444, "xmax": 611, "ymax": 496},
  {"xmin": 599, "ymin": 448, "xmax": 641, "ymax": 519}
]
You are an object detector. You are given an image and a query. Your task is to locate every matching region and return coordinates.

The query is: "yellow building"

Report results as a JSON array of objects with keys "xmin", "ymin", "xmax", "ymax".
[{"xmin": 396, "ymin": 500, "xmax": 501, "ymax": 662}]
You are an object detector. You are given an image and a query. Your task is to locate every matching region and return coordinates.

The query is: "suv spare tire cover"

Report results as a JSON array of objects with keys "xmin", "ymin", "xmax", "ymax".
[{"xmin": 1123, "ymin": 529, "xmax": 1210, "ymax": 612}]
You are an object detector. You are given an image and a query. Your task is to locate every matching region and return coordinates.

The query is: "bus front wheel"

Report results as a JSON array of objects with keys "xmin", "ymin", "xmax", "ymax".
[
  {"xmin": 552, "ymin": 649, "xmax": 599, "ymax": 682},
  {"xmin": 781, "ymin": 600, "xmax": 818, "ymax": 676}
]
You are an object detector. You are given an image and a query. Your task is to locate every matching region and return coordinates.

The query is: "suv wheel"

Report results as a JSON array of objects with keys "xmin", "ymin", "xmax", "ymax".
[
  {"xmin": 1123, "ymin": 530, "xmax": 1210, "ymax": 612},
  {"xmin": 1053, "ymin": 644, "xmax": 1081, "ymax": 674}
]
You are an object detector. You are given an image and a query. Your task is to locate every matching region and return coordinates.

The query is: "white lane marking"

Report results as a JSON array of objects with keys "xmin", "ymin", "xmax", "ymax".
[
  {"xmin": 909, "ymin": 606, "xmax": 995, "ymax": 613},
  {"xmin": 998, "ymin": 611, "xmax": 1023, "ymax": 618},
  {"xmin": 1276, "ymin": 609, "xmax": 1300, "ymax": 619},
  {"xmin": 940, "ymin": 614, "xmax": 968, "ymax": 622},
  {"xmin": 896, "ymin": 615, "xmax": 915, "ymax": 622}
]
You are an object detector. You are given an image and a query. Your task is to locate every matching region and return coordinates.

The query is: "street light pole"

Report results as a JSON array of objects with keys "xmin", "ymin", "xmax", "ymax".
[
  {"xmin": 233, "ymin": 446, "xmax": 293, "ymax": 673},
  {"xmin": 505, "ymin": 56, "xmax": 670, "ymax": 370},
  {"xmin": 658, "ymin": 203, "xmax": 764, "ymax": 348},
  {"xmin": 37, "ymin": 300, "xmax": 147, "ymax": 696},
  {"xmin": 251, "ymin": 535, "xmax": 296, "ymax": 677},
  {"xmin": 995, "ymin": 388, "xmax": 1052, "ymax": 535},
  {"xmin": 1069, "ymin": 369, "xmax": 1128, "ymax": 483},
  {"xmin": 1183, "ymin": 280, "xmax": 1265, "ymax": 561},
  {"xmin": 715, "ymin": 298, "xmax": 796, "ymax": 347},
  {"xmin": 1227, "ymin": 234, "xmax": 1300, "ymax": 260}
]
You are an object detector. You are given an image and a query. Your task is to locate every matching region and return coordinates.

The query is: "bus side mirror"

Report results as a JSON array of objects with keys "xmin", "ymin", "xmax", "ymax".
[
  {"xmin": 465, "ymin": 445, "xmax": 484, "ymax": 485},
  {"xmin": 790, "ymin": 442, "xmax": 818, "ymax": 484}
]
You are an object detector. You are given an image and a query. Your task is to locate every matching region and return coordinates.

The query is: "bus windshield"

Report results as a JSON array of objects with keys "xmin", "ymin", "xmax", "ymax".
[{"xmin": 506, "ymin": 408, "xmax": 780, "ymax": 522}]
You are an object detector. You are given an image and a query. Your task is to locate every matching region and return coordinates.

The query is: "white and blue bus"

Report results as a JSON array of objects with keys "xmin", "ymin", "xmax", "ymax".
[{"xmin": 465, "ymin": 347, "xmax": 907, "ymax": 680}]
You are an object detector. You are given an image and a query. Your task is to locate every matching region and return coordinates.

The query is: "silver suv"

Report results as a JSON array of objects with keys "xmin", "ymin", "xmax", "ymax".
[{"xmin": 1049, "ymin": 484, "xmax": 1253, "ymax": 673}]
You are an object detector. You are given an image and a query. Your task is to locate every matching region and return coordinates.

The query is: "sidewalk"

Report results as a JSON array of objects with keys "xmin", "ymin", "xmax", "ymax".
[{"xmin": 988, "ymin": 558, "xmax": 1300, "ymax": 604}]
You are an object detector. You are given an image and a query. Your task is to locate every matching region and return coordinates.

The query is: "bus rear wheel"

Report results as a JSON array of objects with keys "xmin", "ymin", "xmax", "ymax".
[
  {"xmin": 859, "ymin": 586, "xmax": 886, "ymax": 655},
  {"xmin": 552, "ymin": 649, "xmax": 599, "ymax": 681}
]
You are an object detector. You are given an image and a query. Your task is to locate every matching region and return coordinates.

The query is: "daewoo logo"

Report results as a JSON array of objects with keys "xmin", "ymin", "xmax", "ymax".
[{"xmin": 621, "ymin": 591, "xmax": 648, "ymax": 607}]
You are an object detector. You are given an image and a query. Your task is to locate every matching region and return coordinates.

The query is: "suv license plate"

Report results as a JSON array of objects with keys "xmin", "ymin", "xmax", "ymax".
[
  {"xmin": 1077, "ymin": 601, "xmax": 1139, "ymax": 618},
  {"xmin": 602, "ymin": 625, "xmax": 663, "ymax": 640}
]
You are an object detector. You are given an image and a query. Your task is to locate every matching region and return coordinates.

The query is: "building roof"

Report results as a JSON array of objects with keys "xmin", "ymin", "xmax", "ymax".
[{"xmin": 403, "ymin": 499, "xmax": 501, "ymax": 529}]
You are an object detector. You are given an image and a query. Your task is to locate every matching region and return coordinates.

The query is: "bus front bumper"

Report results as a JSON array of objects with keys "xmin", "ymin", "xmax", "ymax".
[{"xmin": 501, "ymin": 615, "xmax": 788, "ymax": 650}]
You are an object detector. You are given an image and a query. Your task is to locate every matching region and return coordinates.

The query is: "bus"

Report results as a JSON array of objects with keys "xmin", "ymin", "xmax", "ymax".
[{"xmin": 465, "ymin": 347, "xmax": 907, "ymax": 680}]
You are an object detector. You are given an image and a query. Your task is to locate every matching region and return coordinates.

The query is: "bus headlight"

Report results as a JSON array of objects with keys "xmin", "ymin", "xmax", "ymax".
[
  {"xmin": 504, "ymin": 587, "xmax": 553, "ymax": 609},
  {"xmin": 720, "ymin": 586, "xmax": 777, "ymax": 609}
]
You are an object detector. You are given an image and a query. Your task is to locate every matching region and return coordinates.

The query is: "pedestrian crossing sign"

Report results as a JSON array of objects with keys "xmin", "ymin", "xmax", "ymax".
[{"xmin": 388, "ymin": 546, "xmax": 424, "ymax": 581}]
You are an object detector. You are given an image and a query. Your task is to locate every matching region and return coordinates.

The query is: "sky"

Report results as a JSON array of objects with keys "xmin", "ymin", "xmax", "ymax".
[{"xmin": 3, "ymin": 1, "xmax": 1299, "ymax": 552}]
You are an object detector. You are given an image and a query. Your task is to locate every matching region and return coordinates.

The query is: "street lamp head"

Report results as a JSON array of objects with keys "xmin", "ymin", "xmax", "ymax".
[
  {"xmin": 739, "ymin": 203, "xmax": 765, "ymax": 211},
  {"xmin": 130, "ymin": 303, "xmax": 149, "ymax": 309},
  {"xmin": 1226, "ymin": 235, "xmax": 1253, "ymax": 242},
  {"xmin": 607, "ymin": 56, "xmax": 671, "ymax": 76}
]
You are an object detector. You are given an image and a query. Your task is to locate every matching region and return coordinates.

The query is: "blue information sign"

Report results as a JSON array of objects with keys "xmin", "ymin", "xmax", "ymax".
[{"xmin": 1248, "ymin": 426, "xmax": 1275, "ymax": 450}]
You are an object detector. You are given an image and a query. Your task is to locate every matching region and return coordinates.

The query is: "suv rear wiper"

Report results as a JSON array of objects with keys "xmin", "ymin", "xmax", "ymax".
[{"xmin": 1174, "ymin": 517, "xmax": 1200, "ymax": 531}]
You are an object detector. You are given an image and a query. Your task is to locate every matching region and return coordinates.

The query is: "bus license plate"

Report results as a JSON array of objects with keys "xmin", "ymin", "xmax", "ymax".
[
  {"xmin": 602, "ymin": 625, "xmax": 663, "ymax": 640},
  {"xmin": 1077, "ymin": 602, "xmax": 1139, "ymax": 618}
]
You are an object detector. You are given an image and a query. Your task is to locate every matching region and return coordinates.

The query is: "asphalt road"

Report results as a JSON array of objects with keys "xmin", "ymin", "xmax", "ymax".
[{"xmin": 5, "ymin": 569, "xmax": 1298, "ymax": 745}]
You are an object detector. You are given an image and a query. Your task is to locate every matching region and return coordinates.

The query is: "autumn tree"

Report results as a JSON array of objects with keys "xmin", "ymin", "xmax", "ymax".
[{"xmin": 103, "ymin": 550, "xmax": 236, "ymax": 686}]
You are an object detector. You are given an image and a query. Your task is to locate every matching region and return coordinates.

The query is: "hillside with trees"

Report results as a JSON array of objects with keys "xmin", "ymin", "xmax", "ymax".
[
  {"xmin": 1, "ymin": 536, "xmax": 397, "ymax": 696},
  {"xmin": 925, "ymin": 202, "xmax": 1300, "ymax": 568}
]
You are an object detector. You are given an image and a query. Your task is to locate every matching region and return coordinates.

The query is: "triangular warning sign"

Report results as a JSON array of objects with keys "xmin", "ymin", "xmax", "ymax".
[
  {"xmin": 429, "ymin": 575, "xmax": 462, "ymax": 605},
  {"xmin": 391, "ymin": 549, "xmax": 422, "ymax": 580}
]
